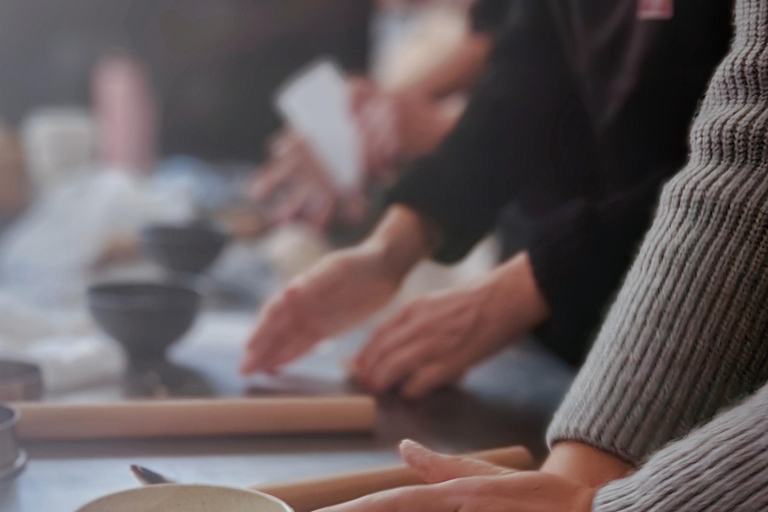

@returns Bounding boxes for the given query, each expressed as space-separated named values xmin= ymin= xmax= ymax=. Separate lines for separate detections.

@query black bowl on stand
xmin=88 ymin=282 xmax=200 ymax=361
xmin=142 ymin=224 xmax=229 ymax=275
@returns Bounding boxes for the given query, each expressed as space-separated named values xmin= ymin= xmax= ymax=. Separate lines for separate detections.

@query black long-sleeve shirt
xmin=387 ymin=0 xmax=733 ymax=365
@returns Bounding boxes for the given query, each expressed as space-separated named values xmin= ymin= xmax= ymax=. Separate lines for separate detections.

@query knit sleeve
xmin=548 ymin=0 xmax=768 ymax=465
xmin=593 ymin=383 xmax=768 ymax=511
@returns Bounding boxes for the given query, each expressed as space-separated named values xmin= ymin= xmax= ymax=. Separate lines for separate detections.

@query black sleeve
xmin=529 ymin=168 xmax=672 ymax=366
xmin=387 ymin=0 xmax=584 ymax=262
xmin=470 ymin=0 xmax=516 ymax=38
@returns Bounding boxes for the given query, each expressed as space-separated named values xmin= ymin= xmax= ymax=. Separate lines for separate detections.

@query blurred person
xmin=312 ymin=1 xmax=768 ymax=510
xmin=241 ymin=0 xmax=733 ymax=398
xmin=0 ymin=0 xmax=373 ymax=162
xmin=92 ymin=54 xmax=157 ymax=175
xmin=0 ymin=128 xmax=31 ymax=228
xmin=248 ymin=0 xmax=513 ymax=230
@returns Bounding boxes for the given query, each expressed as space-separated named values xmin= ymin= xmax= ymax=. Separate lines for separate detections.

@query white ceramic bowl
xmin=76 ymin=484 xmax=293 ymax=512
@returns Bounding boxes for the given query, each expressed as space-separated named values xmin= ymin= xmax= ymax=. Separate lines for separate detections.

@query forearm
xmin=387 ymin=0 xmax=585 ymax=264
xmin=542 ymin=442 xmax=633 ymax=490
xmin=402 ymin=34 xmax=494 ymax=99
xmin=361 ymin=205 xmax=441 ymax=279
xmin=398 ymin=105 xmax=461 ymax=161
xmin=476 ymin=252 xmax=550 ymax=338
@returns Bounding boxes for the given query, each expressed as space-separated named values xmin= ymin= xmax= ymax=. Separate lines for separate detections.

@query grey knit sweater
xmin=547 ymin=1 xmax=768 ymax=510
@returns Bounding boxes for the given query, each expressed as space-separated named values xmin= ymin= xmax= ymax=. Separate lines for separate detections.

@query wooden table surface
xmin=0 ymin=310 xmax=574 ymax=512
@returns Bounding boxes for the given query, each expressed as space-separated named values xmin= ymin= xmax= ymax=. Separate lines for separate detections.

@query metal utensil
xmin=0 ymin=360 xmax=43 ymax=401
xmin=0 ymin=403 xmax=26 ymax=480
xmin=130 ymin=465 xmax=175 ymax=485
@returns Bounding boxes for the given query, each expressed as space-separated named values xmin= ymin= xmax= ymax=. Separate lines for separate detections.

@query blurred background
xmin=0 ymin=0 xmax=499 ymax=396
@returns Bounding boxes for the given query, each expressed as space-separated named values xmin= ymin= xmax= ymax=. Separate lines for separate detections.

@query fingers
xmin=261 ymin=340 xmax=313 ymax=373
xmin=276 ymin=182 xmax=314 ymax=223
xmin=400 ymin=356 xmax=467 ymax=399
xmin=268 ymin=130 xmax=306 ymax=160
xmin=365 ymin=335 xmax=442 ymax=393
xmin=337 ymin=190 xmax=368 ymax=226
xmin=359 ymin=96 xmax=399 ymax=174
xmin=348 ymin=76 xmax=378 ymax=115
xmin=348 ymin=77 xmax=399 ymax=176
xmin=252 ymin=131 xmax=304 ymax=200
xmin=250 ymin=161 xmax=295 ymax=201
xmin=314 ymin=484 xmax=447 ymax=512
xmin=260 ymin=323 xmax=323 ymax=373
xmin=355 ymin=298 xmax=467 ymax=395
xmin=356 ymin=307 xmax=414 ymax=371
xmin=399 ymin=440 xmax=515 ymax=484
xmin=240 ymin=285 xmax=305 ymax=375
xmin=240 ymin=297 xmax=287 ymax=375
xmin=306 ymin=188 xmax=337 ymax=230
xmin=240 ymin=312 xmax=288 ymax=374
xmin=254 ymin=131 xmax=339 ymax=227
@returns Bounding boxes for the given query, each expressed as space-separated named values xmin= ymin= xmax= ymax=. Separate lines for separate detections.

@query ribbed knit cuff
xmin=592 ymin=384 xmax=768 ymax=512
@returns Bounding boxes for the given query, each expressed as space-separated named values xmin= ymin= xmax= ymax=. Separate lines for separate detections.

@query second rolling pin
xmin=15 ymin=396 xmax=377 ymax=440
xmin=254 ymin=445 xmax=533 ymax=512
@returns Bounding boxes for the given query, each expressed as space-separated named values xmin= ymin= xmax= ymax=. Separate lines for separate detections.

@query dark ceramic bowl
xmin=88 ymin=282 xmax=200 ymax=360
xmin=142 ymin=225 xmax=229 ymax=274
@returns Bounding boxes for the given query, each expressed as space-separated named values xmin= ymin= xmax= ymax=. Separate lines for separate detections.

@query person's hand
xmin=240 ymin=245 xmax=402 ymax=374
xmin=354 ymin=252 xmax=550 ymax=398
xmin=389 ymin=88 xmax=460 ymax=160
xmin=349 ymin=77 xmax=399 ymax=178
xmin=350 ymin=78 xmax=459 ymax=176
xmin=248 ymin=131 xmax=340 ymax=230
xmin=316 ymin=440 xmax=595 ymax=512
xmin=241 ymin=206 xmax=437 ymax=375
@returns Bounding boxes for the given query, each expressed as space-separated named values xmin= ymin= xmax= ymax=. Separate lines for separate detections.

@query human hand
xmin=316 ymin=440 xmax=595 ymax=512
xmin=350 ymin=78 xmax=458 ymax=175
xmin=354 ymin=252 xmax=550 ymax=398
xmin=247 ymin=131 xmax=339 ymax=230
xmin=240 ymin=206 xmax=437 ymax=375
xmin=349 ymin=77 xmax=400 ymax=178
xmin=240 ymin=245 xmax=403 ymax=374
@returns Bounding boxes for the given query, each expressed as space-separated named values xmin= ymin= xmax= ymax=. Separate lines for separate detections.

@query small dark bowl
xmin=88 ymin=282 xmax=200 ymax=360
xmin=142 ymin=225 xmax=229 ymax=274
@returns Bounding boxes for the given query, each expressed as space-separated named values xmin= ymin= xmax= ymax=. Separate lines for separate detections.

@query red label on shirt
xmin=637 ymin=0 xmax=674 ymax=20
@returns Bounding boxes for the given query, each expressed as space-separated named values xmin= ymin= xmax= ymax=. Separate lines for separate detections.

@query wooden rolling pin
xmin=254 ymin=445 xmax=533 ymax=512
xmin=15 ymin=396 xmax=376 ymax=440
